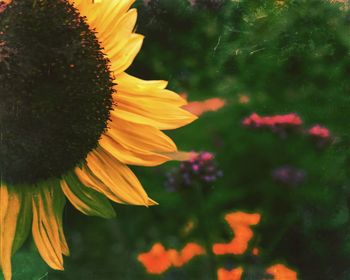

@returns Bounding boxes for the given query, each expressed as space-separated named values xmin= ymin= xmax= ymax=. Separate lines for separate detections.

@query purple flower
xmin=272 ymin=166 xmax=306 ymax=187
xmin=165 ymin=151 xmax=222 ymax=192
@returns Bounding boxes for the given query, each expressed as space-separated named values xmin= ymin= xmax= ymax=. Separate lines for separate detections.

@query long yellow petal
xmin=32 ymin=183 xmax=68 ymax=270
xmin=61 ymin=172 xmax=116 ymax=218
xmin=54 ymin=187 xmax=70 ymax=258
xmin=115 ymin=73 xmax=185 ymax=106
xmin=75 ymin=164 xmax=124 ymax=204
xmin=112 ymin=73 xmax=197 ymax=130
xmin=84 ymin=147 xmax=156 ymax=206
xmin=0 ymin=185 xmax=32 ymax=280
xmin=112 ymin=99 xmax=196 ymax=131
xmin=72 ymin=0 xmax=134 ymax=32
xmin=109 ymin=33 xmax=144 ymax=75
xmin=0 ymin=185 xmax=20 ymax=280
xmin=100 ymin=115 xmax=177 ymax=164
xmin=99 ymin=134 xmax=171 ymax=166
xmin=70 ymin=0 xmax=139 ymax=74
xmin=11 ymin=191 xmax=32 ymax=255
xmin=103 ymin=9 xmax=138 ymax=56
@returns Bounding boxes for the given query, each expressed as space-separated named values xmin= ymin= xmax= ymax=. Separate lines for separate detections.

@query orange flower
xmin=138 ymin=242 xmax=205 ymax=274
xmin=170 ymin=243 xmax=206 ymax=267
xmin=252 ymin=247 xmax=260 ymax=256
xmin=217 ymin=267 xmax=244 ymax=280
xmin=213 ymin=212 xmax=261 ymax=255
xmin=266 ymin=264 xmax=298 ymax=280
xmin=182 ymin=243 xmax=206 ymax=262
xmin=137 ymin=243 xmax=171 ymax=274
xmin=182 ymin=96 xmax=226 ymax=116
xmin=167 ymin=249 xmax=183 ymax=267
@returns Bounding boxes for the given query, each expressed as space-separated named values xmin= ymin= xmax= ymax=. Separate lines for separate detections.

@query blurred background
xmin=11 ymin=0 xmax=350 ymax=279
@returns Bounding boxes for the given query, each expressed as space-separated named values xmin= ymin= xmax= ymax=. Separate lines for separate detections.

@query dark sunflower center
xmin=0 ymin=0 xmax=114 ymax=185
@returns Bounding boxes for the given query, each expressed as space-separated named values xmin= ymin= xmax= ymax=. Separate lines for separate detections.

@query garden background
xmin=9 ymin=0 xmax=350 ymax=279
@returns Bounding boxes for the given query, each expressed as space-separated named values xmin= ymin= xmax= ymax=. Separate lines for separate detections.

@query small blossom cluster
xmin=242 ymin=113 xmax=302 ymax=128
xmin=165 ymin=152 xmax=222 ymax=192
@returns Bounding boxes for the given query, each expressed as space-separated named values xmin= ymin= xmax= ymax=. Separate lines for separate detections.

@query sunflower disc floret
xmin=0 ymin=0 xmax=114 ymax=185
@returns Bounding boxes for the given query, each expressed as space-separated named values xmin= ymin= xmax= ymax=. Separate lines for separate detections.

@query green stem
xmin=193 ymin=183 xmax=217 ymax=279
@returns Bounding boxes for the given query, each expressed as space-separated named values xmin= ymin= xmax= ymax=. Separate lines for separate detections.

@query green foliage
xmin=132 ymin=0 xmax=350 ymax=279
xmin=6 ymin=244 xmax=48 ymax=280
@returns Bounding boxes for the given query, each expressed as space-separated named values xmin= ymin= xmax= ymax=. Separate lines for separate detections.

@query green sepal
xmin=10 ymin=186 xmax=32 ymax=256
xmin=62 ymin=171 xmax=116 ymax=219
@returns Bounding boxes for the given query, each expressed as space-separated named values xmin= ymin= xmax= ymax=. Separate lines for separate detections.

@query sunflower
xmin=0 ymin=0 xmax=196 ymax=279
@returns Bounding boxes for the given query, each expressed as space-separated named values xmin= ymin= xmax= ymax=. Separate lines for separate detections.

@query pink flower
xmin=242 ymin=113 xmax=302 ymax=128
xmin=242 ymin=113 xmax=262 ymax=126
xmin=192 ymin=164 xmax=200 ymax=172
xmin=200 ymin=152 xmax=214 ymax=161
xmin=308 ymin=125 xmax=330 ymax=139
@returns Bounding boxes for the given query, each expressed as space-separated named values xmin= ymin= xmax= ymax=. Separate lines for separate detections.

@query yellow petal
xmin=112 ymin=73 xmax=197 ymax=130
xmin=84 ymin=147 xmax=155 ymax=206
xmin=32 ymin=183 xmax=68 ymax=270
xmin=55 ymin=187 xmax=70 ymax=258
xmin=109 ymin=33 xmax=144 ymax=75
xmin=72 ymin=0 xmax=134 ymax=32
xmin=99 ymin=134 xmax=171 ymax=166
xmin=61 ymin=172 xmax=116 ymax=218
xmin=99 ymin=115 xmax=177 ymax=165
xmin=103 ymin=9 xmax=138 ymax=56
xmin=159 ymin=151 xmax=195 ymax=161
xmin=112 ymin=98 xmax=196 ymax=131
xmin=115 ymin=73 xmax=185 ymax=106
xmin=70 ymin=0 xmax=139 ymax=74
xmin=12 ymin=191 xmax=32 ymax=255
xmin=0 ymin=185 xmax=20 ymax=280
xmin=75 ymin=164 xmax=124 ymax=204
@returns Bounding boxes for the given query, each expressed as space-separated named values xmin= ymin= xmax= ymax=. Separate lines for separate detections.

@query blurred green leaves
xmin=9 ymin=245 xmax=48 ymax=280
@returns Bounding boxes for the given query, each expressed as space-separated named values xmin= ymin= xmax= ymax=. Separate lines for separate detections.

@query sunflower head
xmin=0 ymin=0 xmax=114 ymax=185
xmin=0 ymin=1 xmax=196 ymax=279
